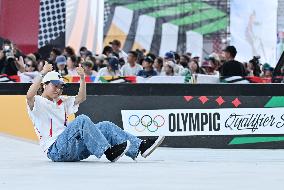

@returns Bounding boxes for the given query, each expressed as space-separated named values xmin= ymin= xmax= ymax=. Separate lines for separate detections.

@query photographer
xmin=0 ymin=40 xmax=23 ymax=76
xmin=246 ymin=56 xmax=261 ymax=76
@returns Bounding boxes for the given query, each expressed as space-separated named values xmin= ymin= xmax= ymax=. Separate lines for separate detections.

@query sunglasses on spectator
xmin=25 ymin=64 xmax=34 ymax=68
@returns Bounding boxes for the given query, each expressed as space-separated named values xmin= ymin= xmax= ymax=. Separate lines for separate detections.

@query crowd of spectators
xmin=0 ymin=38 xmax=278 ymax=83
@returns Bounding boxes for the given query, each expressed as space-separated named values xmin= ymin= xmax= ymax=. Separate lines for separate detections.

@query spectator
xmin=118 ymin=57 xmax=126 ymax=67
xmin=63 ymin=46 xmax=76 ymax=57
xmin=137 ymin=56 xmax=157 ymax=78
xmin=135 ymin=49 xmax=145 ymax=65
xmin=153 ymin=57 xmax=163 ymax=75
xmin=173 ymin=52 xmax=181 ymax=68
xmin=120 ymin=51 xmax=143 ymax=76
xmin=111 ymin=51 xmax=119 ymax=59
xmin=48 ymin=48 xmax=61 ymax=65
xmin=109 ymin=39 xmax=127 ymax=62
xmin=18 ymin=55 xmax=39 ymax=83
xmin=161 ymin=61 xmax=176 ymax=76
xmin=192 ymin=56 xmax=200 ymax=64
xmin=247 ymin=56 xmax=261 ymax=76
xmin=262 ymin=64 xmax=274 ymax=78
xmin=67 ymin=55 xmax=78 ymax=76
xmin=207 ymin=56 xmax=220 ymax=73
xmin=37 ymin=60 xmax=44 ymax=72
xmin=221 ymin=46 xmax=246 ymax=76
xmin=180 ymin=54 xmax=190 ymax=68
xmin=94 ymin=54 xmax=107 ymax=70
xmin=55 ymin=55 xmax=68 ymax=76
xmin=207 ymin=57 xmax=220 ymax=76
xmin=97 ymin=57 xmax=121 ymax=77
xmin=164 ymin=51 xmax=183 ymax=75
xmin=24 ymin=53 xmax=37 ymax=67
xmin=201 ymin=61 xmax=219 ymax=76
xmin=79 ymin=46 xmax=88 ymax=57
xmin=164 ymin=51 xmax=175 ymax=62
xmin=188 ymin=60 xmax=201 ymax=74
xmin=261 ymin=63 xmax=271 ymax=75
xmin=102 ymin=46 xmax=113 ymax=57
xmin=81 ymin=50 xmax=93 ymax=61
xmin=0 ymin=40 xmax=22 ymax=75
xmin=186 ymin=52 xmax=192 ymax=59
xmin=33 ymin=52 xmax=42 ymax=62
xmin=146 ymin=53 xmax=156 ymax=63
xmin=82 ymin=61 xmax=97 ymax=76
xmin=85 ymin=56 xmax=98 ymax=72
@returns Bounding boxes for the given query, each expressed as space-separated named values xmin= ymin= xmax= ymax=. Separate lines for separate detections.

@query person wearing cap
xmin=201 ymin=61 xmax=219 ymax=76
xmin=109 ymin=39 xmax=127 ymax=62
xmin=221 ymin=45 xmax=246 ymax=76
xmin=164 ymin=51 xmax=175 ymax=62
xmin=26 ymin=63 xmax=165 ymax=162
xmin=97 ymin=56 xmax=121 ymax=78
xmin=55 ymin=55 xmax=68 ymax=76
xmin=137 ymin=56 xmax=157 ymax=78
xmin=164 ymin=51 xmax=184 ymax=75
xmin=262 ymin=65 xmax=274 ymax=78
xmin=120 ymin=51 xmax=143 ymax=76
xmin=94 ymin=54 xmax=107 ymax=71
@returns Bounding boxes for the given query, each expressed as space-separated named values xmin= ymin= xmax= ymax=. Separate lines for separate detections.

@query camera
xmin=2 ymin=41 xmax=15 ymax=62
xmin=249 ymin=55 xmax=261 ymax=77
xmin=250 ymin=56 xmax=261 ymax=65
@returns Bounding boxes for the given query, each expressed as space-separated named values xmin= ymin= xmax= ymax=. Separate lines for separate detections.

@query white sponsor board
xmin=136 ymin=76 xmax=186 ymax=83
xmin=121 ymin=108 xmax=284 ymax=136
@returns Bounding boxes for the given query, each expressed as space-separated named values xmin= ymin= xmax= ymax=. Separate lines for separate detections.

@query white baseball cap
xmin=42 ymin=71 xmax=65 ymax=85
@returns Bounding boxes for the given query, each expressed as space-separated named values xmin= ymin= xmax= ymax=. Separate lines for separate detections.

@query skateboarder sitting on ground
xmin=26 ymin=61 xmax=165 ymax=162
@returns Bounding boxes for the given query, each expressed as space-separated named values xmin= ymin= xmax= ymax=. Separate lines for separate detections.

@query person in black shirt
xmin=0 ymin=40 xmax=22 ymax=76
xmin=221 ymin=46 xmax=246 ymax=76
xmin=137 ymin=56 xmax=157 ymax=78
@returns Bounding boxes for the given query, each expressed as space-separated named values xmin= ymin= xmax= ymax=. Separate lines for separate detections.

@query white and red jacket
xmin=27 ymin=95 xmax=79 ymax=153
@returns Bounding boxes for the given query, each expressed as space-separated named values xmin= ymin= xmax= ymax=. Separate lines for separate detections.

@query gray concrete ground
xmin=1 ymin=135 xmax=284 ymax=190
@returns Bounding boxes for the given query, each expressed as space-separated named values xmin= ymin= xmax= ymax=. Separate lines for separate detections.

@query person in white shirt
xmin=66 ymin=55 xmax=78 ymax=76
xmin=97 ymin=57 xmax=121 ymax=78
xmin=163 ymin=51 xmax=183 ymax=75
xmin=26 ymin=63 xmax=164 ymax=162
xmin=55 ymin=55 xmax=68 ymax=76
xmin=120 ymin=51 xmax=143 ymax=76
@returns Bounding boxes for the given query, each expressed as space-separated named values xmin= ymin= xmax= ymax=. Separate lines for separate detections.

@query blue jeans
xmin=47 ymin=114 xmax=142 ymax=162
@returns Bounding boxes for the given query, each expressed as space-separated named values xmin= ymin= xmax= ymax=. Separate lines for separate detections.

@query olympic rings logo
xmin=128 ymin=115 xmax=165 ymax=132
